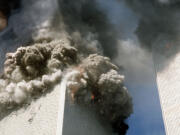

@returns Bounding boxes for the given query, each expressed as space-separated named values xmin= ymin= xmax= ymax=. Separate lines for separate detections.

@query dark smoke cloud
xmin=126 ymin=0 xmax=180 ymax=50
xmin=57 ymin=0 xmax=119 ymax=58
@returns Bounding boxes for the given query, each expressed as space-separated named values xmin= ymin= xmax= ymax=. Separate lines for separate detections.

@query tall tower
xmin=0 ymin=84 xmax=61 ymax=135
xmin=153 ymin=43 xmax=180 ymax=135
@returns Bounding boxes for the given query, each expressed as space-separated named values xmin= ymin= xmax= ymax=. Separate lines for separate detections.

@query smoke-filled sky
xmin=0 ymin=0 xmax=171 ymax=134
xmin=96 ymin=0 xmax=165 ymax=134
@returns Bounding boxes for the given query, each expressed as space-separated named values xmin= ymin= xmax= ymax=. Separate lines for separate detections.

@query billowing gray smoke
xmin=0 ymin=0 xmax=135 ymax=134
xmin=0 ymin=40 xmax=132 ymax=135
xmin=0 ymin=40 xmax=76 ymax=111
